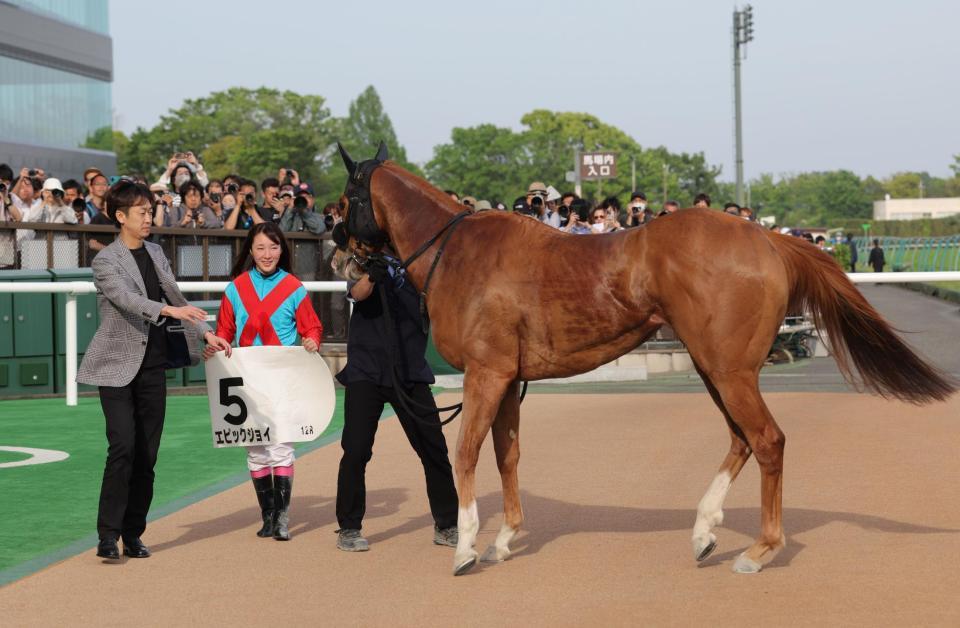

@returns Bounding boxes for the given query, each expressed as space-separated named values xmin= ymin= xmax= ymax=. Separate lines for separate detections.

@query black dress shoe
xmin=122 ymin=537 xmax=151 ymax=558
xmin=96 ymin=538 xmax=120 ymax=560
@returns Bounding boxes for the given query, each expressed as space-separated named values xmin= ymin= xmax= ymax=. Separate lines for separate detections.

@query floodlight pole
xmin=733 ymin=5 xmax=753 ymax=207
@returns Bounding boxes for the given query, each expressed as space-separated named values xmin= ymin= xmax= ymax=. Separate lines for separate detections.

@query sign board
xmin=580 ymin=152 xmax=617 ymax=180
xmin=205 ymin=346 xmax=336 ymax=448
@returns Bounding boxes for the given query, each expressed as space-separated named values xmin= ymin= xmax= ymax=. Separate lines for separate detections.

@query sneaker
xmin=433 ymin=525 xmax=458 ymax=547
xmin=336 ymin=528 xmax=369 ymax=552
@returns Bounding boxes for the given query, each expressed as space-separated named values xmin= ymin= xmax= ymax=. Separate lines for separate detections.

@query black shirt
xmin=130 ymin=246 xmax=168 ymax=369
xmin=336 ymin=266 xmax=433 ymax=387
xmin=89 ymin=212 xmax=115 ymax=249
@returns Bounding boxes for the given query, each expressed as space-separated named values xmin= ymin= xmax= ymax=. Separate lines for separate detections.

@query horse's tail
xmin=769 ymin=232 xmax=955 ymax=404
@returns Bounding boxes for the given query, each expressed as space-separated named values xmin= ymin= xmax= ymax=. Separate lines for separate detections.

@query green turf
xmin=0 ymin=393 xmax=344 ymax=574
xmin=0 ymin=451 xmax=31 ymax=464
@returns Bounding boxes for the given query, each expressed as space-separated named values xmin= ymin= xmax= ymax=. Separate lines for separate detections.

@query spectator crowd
xmin=1 ymin=153 xmax=856 ymax=272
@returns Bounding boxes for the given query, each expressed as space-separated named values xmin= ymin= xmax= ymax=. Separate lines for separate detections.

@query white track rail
xmin=2 ymin=273 xmax=959 ymax=406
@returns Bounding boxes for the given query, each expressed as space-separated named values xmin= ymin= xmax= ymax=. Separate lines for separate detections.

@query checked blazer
xmin=77 ymin=239 xmax=211 ymax=387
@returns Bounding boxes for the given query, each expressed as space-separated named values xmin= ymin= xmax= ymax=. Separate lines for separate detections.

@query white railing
xmin=0 ymin=281 xmax=347 ymax=406
xmin=1 ymin=272 xmax=959 ymax=406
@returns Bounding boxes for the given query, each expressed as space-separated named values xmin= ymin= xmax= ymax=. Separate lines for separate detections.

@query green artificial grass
xmin=0 ymin=393 xmax=344 ymax=575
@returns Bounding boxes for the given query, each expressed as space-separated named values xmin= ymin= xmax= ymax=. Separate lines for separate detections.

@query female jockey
xmin=204 ymin=222 xmax=323 ymax=541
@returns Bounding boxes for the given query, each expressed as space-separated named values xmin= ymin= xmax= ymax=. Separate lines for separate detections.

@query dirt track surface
xmin=3 ymin=391 xmax=959 ymax=627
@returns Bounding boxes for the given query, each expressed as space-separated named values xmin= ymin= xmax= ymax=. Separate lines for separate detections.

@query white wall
xmin=873 ymin=197 xmax=960 ymax=221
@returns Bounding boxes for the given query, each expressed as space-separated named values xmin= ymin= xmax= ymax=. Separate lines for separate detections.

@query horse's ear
xmin=337 ymin=142 xmax=357 ymax=176
xmin=375 ymin=140 xmax=389 ymax=162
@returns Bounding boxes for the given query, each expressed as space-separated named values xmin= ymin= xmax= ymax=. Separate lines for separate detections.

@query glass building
xmin=0 ymin=1 xmax=115 ymax=180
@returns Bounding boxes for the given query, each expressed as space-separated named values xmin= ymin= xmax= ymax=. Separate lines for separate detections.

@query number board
xmin=204 ymin=346 xmax=336 ymax=448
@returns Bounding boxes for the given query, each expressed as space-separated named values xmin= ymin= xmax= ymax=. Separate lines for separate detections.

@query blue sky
xmin=110 ymin=0 xmax=959 ymax=180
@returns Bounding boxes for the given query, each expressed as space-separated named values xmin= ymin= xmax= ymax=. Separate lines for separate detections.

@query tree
xmin=122 ymin=87 xmax=337 ymax=195
xmin=748 ymin=170 xmax=870 ymax=226
xmin=83 ymin=127 xmax=130 ymax=173
xmin=339 ymin=86 xmax=420 ymax=172
xmin=426 ymin=124 xmax=526 ymax=202
xmin=426 ymin=109 xmax=724 ymax=207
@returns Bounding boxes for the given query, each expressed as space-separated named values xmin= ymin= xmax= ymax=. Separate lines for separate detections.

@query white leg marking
xmin=508 ymin=429 xmax=517 ymax=440
xmin=692 ymin=471 xmax=732 ymax=560
xmin=481 ymin=522 xmax=517 ymax=563
xmin=453 ymin=501 xmax=479 ymax=574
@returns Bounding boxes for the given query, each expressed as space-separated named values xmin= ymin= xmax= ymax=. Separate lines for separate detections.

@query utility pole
xmin=573 ymin=145 xmax=582 ymax=198
xmin=662 ymin=163 xmax=669 ymax=204
xmin=733 ymin=5 xmax=754 ymax=207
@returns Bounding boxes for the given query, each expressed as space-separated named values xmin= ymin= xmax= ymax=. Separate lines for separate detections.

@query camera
xmin=52 ymin=189 xmax=64 ymax=199
xmin=0 ymin=182 xmax=6 ymax=194
xmin=28 ymin=169 xmax=36 ymax=177
xmin=530 ymin=196 xmax=543 ymax=207
xmin=324 ymin=214 xmax=335 ymax=230
xmin=71 ymin=198 xmax=86 ymax=214
xmin=226 ymin=183 xmax=239 ymax=194
xmin=244 ymin=193 xmax=255 ymax=204
xmin=210 ymin=193 xmax=221 ymax=203
xmin=293 ymin=196 xmax=308 ymax=211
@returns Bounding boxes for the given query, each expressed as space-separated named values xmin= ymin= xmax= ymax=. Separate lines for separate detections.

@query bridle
xmin=333 ymin=142 xmax=527 ymax=427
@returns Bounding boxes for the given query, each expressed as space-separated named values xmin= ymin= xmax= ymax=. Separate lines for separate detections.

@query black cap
xmin=630 ymin=191 xmax=646 ymax=201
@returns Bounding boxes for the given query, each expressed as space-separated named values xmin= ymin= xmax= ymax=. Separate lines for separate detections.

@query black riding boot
xmin=252 ymin=475 xmax=275 ymax=537
xmin=273 ymin=475 xmax=292 ymax=541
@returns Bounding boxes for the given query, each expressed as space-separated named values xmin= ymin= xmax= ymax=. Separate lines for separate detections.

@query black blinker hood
xmin=338 ymin=141 xmax=390 ymax=248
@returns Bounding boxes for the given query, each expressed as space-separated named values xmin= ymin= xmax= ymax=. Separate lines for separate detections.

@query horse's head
xmin=330 ymin=141 xmax=390 ymax=280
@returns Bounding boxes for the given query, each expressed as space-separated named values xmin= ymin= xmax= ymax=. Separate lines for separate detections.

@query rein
xmin=336 ymin=144 xmax=528 ymax=428
xmin=399 ymin=209 xmax=472 ymax=335
xmin=376 ymin=278 xmax=527 ymax=428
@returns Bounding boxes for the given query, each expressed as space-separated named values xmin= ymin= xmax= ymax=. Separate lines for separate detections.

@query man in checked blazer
xmin=78 ymin=179 xmax=231 ymax=561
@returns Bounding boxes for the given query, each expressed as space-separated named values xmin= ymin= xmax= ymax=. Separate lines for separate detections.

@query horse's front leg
xmin=481 ymin=380 xmax=522 ymax=563
xmin=453 ymin=368 xmax=512 ymax=576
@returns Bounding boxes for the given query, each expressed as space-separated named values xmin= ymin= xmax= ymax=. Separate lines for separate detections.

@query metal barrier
xmin=0 ymin=221 xmax=350 ymax=341
xmin=855 ymin=236 xmax=960 ymax=272
xmin=2 ymin=272 xmax=959 ymax=406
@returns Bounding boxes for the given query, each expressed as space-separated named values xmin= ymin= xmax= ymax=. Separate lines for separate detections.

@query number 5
xmin=220 ymin=377 xmax=247 ymax=426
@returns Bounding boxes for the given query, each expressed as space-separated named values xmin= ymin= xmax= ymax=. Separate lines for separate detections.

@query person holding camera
xmin=78 ymin=179 xmax=231 ymax=561
xmin=37 ymin=178 xmax=79 ymax=237
xmin=200 ymin=184 xmax=226 ymax=229
xmin=224 ymin=179 xmax=269 ymax=229
xmin=0 ymin=165 xmax=17 ymax=268
xmin=259 ymin=177 xmax=285 ymax=224
xmin=203 ymin=222 xmax=323 ymax=541
xmin=12 ymin=171 xmax=48 ymax=244
xmin=174 ymin=180 xmax=207 ymax=228
xmin=11 ymin=168 xmax=43 ymax=215
xmin=625 ymin=192 xmax=654 ymax=228
xmin=279 ymin=182 xmax=325 ymax=235
xmin=561 ymin=199 xmax=593 ymax=234
xmin=331 ymin=227 xmax=458 ymax=552
xmin=156 ymin=152 xmax=209 ymax=189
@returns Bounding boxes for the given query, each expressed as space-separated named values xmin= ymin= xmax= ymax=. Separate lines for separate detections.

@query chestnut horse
xmin=332 ymin=150 xmax=954 ymax=576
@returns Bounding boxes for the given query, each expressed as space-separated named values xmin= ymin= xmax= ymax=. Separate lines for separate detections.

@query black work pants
xmin=97 ymin=366 xmax=166 ymax=541
xmin=336 ymin=381 xmax=458 ymax=531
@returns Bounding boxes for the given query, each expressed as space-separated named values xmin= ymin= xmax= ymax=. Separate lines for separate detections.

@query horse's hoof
xmin=480 ymin=545 xmax=509 ymax=563
xmin=732 ymin=553 xmax=762 ymax=574
xmin=694 ymin=537 xmax=717 ymax=562
xmin=453 ymin=554 xmax=477 ymax=576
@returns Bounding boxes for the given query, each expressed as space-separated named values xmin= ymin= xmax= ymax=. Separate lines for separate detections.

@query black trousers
xmin=336 ymin=381 xmax=458 ymax=531
xmin=97 ymin=366 xmax=166 ymax=541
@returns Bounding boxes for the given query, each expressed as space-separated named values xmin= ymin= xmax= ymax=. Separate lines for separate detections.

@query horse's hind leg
xmin=711 ymin=372 xmax=786 ymax=573
xmin=452 ymin=369 xmax=512 ymax=576
xmin=481 ymin=381 xmax=522 ymax=563
xmin=692 ymin=367 xmax=753 ymax=562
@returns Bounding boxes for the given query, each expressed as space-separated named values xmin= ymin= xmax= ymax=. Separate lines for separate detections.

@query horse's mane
xmin=380 ymin=162 xmax=462 ymax=216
